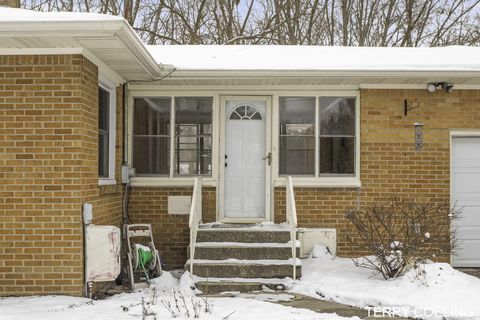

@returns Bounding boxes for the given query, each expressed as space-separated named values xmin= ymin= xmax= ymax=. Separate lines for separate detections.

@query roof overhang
xmin=127 ymin=69 xmax=480 ymax=90
xmin=0 ymin=18 xmax=163 ymax=83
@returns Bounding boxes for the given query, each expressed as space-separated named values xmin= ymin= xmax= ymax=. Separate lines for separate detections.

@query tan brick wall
xmin=89 ymin=87 xmax=124 ymax=227
xmin=126 ymin=89 xmax=480 ymax=266
xmin=128 ymin=187 xmax=216 ymax=269
xmin=0 ymin=55 xmax=123 ymax=296
xmin=275 ymin=89 xmax=480 ymax=261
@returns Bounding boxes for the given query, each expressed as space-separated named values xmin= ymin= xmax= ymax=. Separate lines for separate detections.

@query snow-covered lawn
xmin=2 ymin=246 xmax=479 ymax=320
xmin=0 ymin=271 xmax=355 ymax=320
xmin=289 ymin=245 xmax=480 ymax=319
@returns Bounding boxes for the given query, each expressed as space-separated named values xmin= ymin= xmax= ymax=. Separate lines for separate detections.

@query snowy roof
xmin=147 ymin=45 xmax=480 ymax=72
xmin=1 ymin=7 xmax=480 ymax=81
xmin=0 ymin=6 xmax=123 ymax=22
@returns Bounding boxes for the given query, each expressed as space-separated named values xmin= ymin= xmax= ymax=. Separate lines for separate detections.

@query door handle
xmin=262 ymin=152 xmax=272 ymax=166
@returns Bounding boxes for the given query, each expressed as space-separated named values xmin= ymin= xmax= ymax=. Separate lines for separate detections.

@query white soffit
xmin=0 ymin=8 xmax=162 ymax=83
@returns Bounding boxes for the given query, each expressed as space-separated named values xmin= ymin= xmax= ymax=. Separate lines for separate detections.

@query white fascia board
xmin=167 ymin=69 xmax=480 ymax=79
xmin=0 ymin=20 xmax=125 ymax=35
xmin=0 ymin=47 xmax=83 ymax=55
xmin=360 ymin=84 xmax=480 ymax=90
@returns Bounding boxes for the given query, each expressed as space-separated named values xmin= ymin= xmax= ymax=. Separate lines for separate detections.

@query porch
xmin=186 ymin=177 xmax=302 ymax=292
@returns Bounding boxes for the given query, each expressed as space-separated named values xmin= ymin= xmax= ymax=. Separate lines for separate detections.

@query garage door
xmin=451 ymin=137 xmax=480 ymax=267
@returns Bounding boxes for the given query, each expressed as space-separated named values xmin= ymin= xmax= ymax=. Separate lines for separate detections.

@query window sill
xmin=130 ymin=177 xmax=216 ymax=187
xmin=274 ymin=177 xmax=361 ymax=188
xmin=98 ymin=179 xmax=117 ymax=186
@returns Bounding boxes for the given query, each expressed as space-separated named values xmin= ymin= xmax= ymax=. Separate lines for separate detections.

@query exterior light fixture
xmin=441 ymin=82 xmax=454 ymax=93
xmin=427 ymin=83 xmax=437 ymax=93
xmin=426 ymin=82 xmax=453 ymax=93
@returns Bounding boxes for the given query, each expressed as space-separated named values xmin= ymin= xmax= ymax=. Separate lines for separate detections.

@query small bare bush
xmin=346 ymin=197 xmax=460 ymax=279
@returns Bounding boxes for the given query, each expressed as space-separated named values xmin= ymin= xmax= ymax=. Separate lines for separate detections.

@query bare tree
xmin=21 ymin=0 xmax=480 ymax=46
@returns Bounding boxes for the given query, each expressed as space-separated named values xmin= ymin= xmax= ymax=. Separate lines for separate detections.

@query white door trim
xmin=450 ymin=130 xmax=480 ymax=266
xmin=218 ymin=95 xmax=272 ymax=223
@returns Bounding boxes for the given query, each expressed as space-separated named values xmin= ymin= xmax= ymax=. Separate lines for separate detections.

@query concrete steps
xmin=196 ymin=229 xmax=291 ymax=243
xmin=186 ymin=259 xmax=301 ymax=278
xmin=188 ymin=242 xmax=300 ymax=260
xmin=186 ymin=224 xmax=301 ymax=293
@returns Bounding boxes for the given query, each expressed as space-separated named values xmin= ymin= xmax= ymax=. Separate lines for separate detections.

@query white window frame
xmin=273 ymin=91 xmax=361 ymax=188
xmin=128 ymin=93 xmax=217 ymax=187
xmin=98 ymin=74 xmax=117 ymax=186
xmin=126 ymin=89 xmax=359 ymax=188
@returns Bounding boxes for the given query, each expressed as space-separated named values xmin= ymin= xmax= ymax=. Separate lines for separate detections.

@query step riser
xmin=197 ymin=230 xmax=291 ymax=243
xmin=188 ymin=246 xmax=299 ymax=260
xmin=195 ymin=282 xmax=287 ymax=294
xmin=186 ymin=263 xmax=301 ymax=279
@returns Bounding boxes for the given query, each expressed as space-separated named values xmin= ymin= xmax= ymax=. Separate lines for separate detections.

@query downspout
xmin=122 ymin=83 xmax=131 ymax=226
xmin=123 ymin=83 xmax=129 ymax=166
xmin=82 ymin=203 xmax=93 ymax=298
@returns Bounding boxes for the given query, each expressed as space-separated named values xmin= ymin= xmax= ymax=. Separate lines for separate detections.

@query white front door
xmin=220 ymin=97 xmax=271 ymax=221
xmin=452 ymin=137 xmax=480 ymax=267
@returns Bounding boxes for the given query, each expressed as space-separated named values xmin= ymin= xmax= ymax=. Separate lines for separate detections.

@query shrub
xmin=346 ymin=197 xmax=460 ymax=279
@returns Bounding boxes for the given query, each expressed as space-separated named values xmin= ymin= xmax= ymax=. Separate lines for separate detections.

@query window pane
xmin=320 ymin=137 xmax=355 ymax=174
xmin=99 ymin=88 xmax=109 ymax=131
xmin=98 ymin=132 xmax=109 ymax=177
xmin=98 ymin=87 xmax=110 ymax=178
xmin=134 ymin=98 xmax=170 ymax=136
xmin=175 ymin=97 xmax=213 ymax=127
xmin=279 ymin=97 xmax=315 ymax=135
xmin=175 ymin=97 xmax=213 ymax=176
xmin=133 ymin=97 xmax=171 ymax=175
xmin=133 ymin=136 xmax=170 ymax=175
xmin=279 ymin=136 xmax=315 ymax=175
xmin=279 ymin=97 xmax=315 ymax=175
xmin=319 ymin=97 xmax=355 ymax=136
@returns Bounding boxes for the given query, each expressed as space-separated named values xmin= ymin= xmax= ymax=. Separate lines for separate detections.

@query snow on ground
xmin=2 ymin=245 xmax=479 ymax=320
xmin=0 ymin=271 xmax=356 ymax=320
xmin=289 ymin=245 xmax=480 ymax=320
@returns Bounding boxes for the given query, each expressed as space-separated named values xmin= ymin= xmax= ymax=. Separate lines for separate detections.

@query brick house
xmin=1 ymin=7 xmax=480 ymax=297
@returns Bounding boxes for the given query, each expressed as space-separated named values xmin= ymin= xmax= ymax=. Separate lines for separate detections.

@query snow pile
xmin=0 ymin=271 xmax=357 ymax=320
xmin=308 ymin=244 xmax=334 ymax=260
xmin=290 ymin=245 xmax=480 ymax=319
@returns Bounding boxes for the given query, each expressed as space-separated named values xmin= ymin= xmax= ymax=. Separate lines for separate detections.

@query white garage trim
xmin=450 ymin=130 xmax=480 ymax=267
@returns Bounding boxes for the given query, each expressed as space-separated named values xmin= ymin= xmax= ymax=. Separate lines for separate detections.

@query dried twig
xmin=178 ymin=291 xmax=190 ymax=318
xmin=222 ymin=311 xmax=236 ymax=320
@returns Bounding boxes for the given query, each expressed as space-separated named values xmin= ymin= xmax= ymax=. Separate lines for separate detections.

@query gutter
xmin=163 ymin=69 xmax=480 ymax=79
